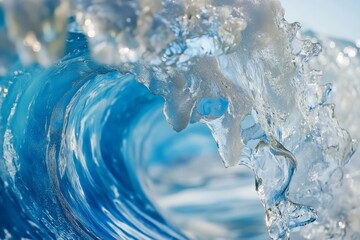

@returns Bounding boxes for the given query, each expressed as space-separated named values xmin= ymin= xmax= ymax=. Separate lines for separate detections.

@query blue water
xmin=0 ymin=32 xmax=267 ymax=239
xmin=0 ymin=33 xmax=173 ymax=239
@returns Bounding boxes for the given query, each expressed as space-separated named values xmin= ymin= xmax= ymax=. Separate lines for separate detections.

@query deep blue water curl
xmin=49 ymin=71 xmax=186 ymax=239
xmin=0 ymin=32 xmax=266 ymax=239
xmin=0 ymin=33 xmax=187 ymax=239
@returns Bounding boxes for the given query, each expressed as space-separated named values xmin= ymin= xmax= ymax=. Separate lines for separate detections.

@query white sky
xmin=281 ymin=0 xmax=360 ymax=41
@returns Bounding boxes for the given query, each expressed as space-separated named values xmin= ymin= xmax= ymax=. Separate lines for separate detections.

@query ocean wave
xmin=0 ymin=1 xmax=359 ymax=239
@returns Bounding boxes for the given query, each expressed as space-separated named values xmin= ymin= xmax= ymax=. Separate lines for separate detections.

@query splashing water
xmin=0 ymin=0 xmax=359 ymax=239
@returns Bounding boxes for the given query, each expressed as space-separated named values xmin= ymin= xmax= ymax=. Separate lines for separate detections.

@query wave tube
xmin=0 ymin=1 xmax=359 ymax=239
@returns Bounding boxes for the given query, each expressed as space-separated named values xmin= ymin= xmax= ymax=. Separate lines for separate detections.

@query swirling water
xmin=0 ymin=1 xmax=359 ymax=239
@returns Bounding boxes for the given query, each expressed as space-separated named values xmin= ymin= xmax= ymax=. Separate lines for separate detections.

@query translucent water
xmin=0 ymin=1 xmax=359 ymax=239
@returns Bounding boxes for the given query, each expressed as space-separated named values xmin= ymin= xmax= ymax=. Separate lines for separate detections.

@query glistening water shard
xmin=0 ymin=0 xmax=359 ymax=239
